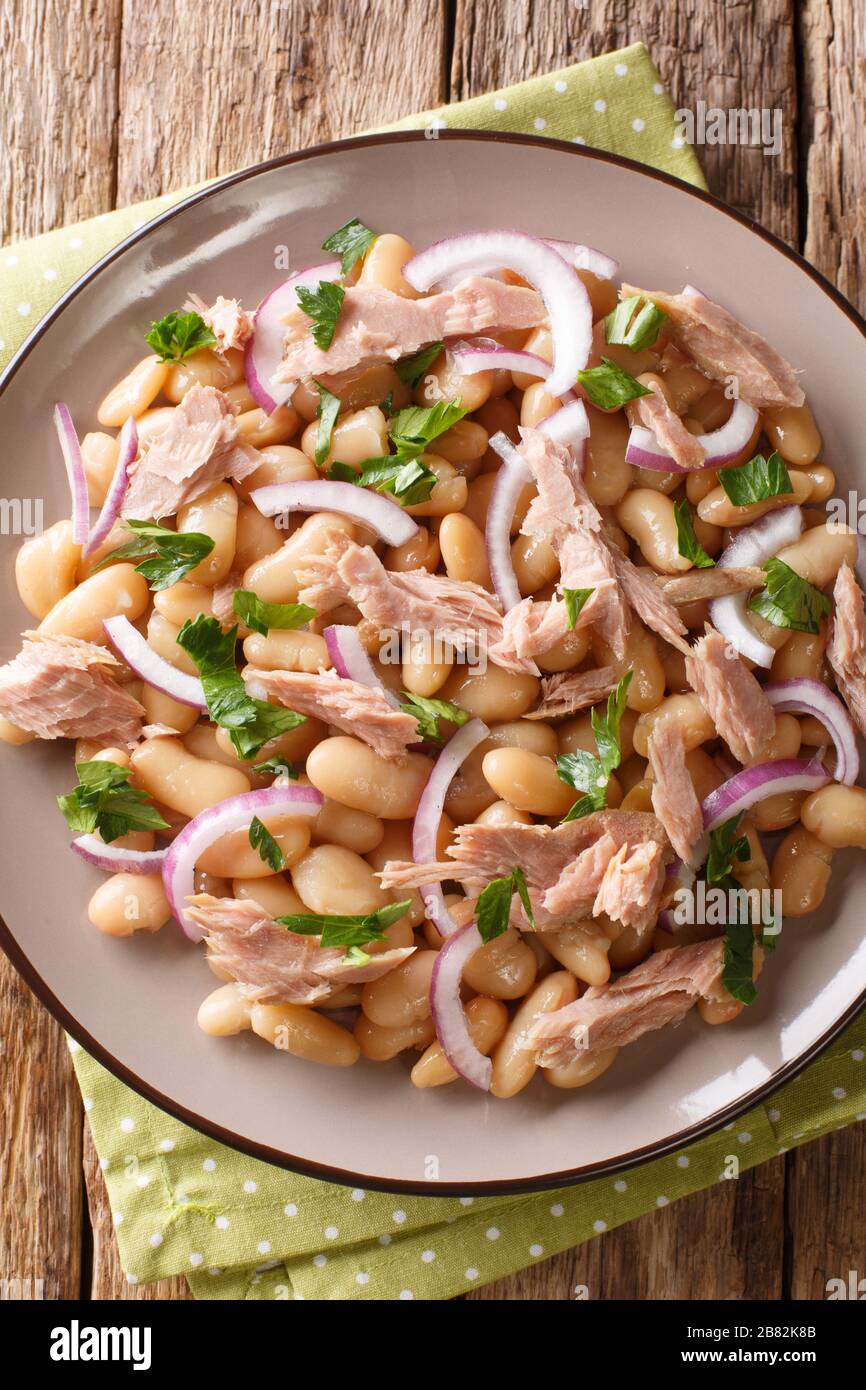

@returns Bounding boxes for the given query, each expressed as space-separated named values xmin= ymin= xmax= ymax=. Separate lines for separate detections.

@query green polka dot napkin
xmin=4 ymin=43 xmax=865 ymax=1300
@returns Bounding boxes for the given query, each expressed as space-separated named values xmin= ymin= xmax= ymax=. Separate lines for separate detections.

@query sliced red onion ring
xmin=708 ymin=504 xmax=803 ymax=667
xmin=164 ymin=784 xmax=324 ymax=940
xmin=625 ymin=399 xmax=760 ymax=473
xmin=539 ymin=398 xmax=590 ymax=452
xmin=448 ymin=338 xmax=553 ymax=380
xmin=404 ymin=231 xmax=592 ymax=398
xmin=54 ymin=402 xmax=90 ymax=546
xmin=71 ymin=834 xmax=167 ymax=874
xmin=701 ymin=754 xmax=830 ymax=832
xmin=251 ymin=480 xmax=419 ymax=546
xmin=244 ymin=260 xmax=342 ymax=413
xmin=103 ymin=615 xmax=206 ymax=709
xmin=487 ymin=432 xmax=531 ymax=611
xmin=543 ymin=239 xmax=619 ymax=281
xmin=429 ymin=921 xmax=491 ymax=1090
xmin=82 ymin=416 xmax=138 ymax=559
xmin=763 ymin=679 xmax=859 ymax=786
xmin=412 ymin=717 xmax=490 ymax=940
xmin=323 ymin=624 xmax=401 ymax=709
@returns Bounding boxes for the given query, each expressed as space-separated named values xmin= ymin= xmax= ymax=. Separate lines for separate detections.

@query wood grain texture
xmin=786 ymin=1126 xmax=866 ymax=1298
xmin=115 ymin=0 xmax=448 ymax=205
xmin=0 ymin=0 xmax=121 ymax=242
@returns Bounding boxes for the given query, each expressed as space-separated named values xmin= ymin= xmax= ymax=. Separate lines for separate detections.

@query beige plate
xmin=1 ymin=132 xmax=865 ymax=1194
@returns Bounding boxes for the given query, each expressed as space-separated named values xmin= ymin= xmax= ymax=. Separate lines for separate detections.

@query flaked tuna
xmin=0 ymin=632 xmax=145 ymax=743
xmin=647 ymin=722 xmax=704 ymax=865
xmin=621 ymin=283 xmax=804 ymax=410
xmin=273 ymin=276 xmax=546 ymax=385
xmin=296 ymin=533 xmax=511 ymax=666
xmin=121 ymin=384 xmax=261 ymax=520
xmin=184 ymin=294 xmax=254 ymax=354
xmin=542 ymin=833 xmax=619 ymax=916
xmin=608 ymin=547 xmax=690 ymax=655
xmin=243 ymin=666 xmax=422 ymax=760
xmin=524 ymin=665 xmax=618 ymax=720
xmin=657 ymin=566 xmax=765 ymax=605
xmin=631 ymin=382 xmax=707 ymax=470
xmin=826 ymin=562 xmax=866 ymax=735
xmin=592 ymin=839 xmax=666 ymax=930
xmin=211 ymin=571 xmax=243 ymax=630
xmin=526 ymin=937 xmax=726 ymax=1064
xmin=185 ymin=893 xmax=415 ymax=1005
xmin=686 ymin=624 xmax=775 ymax=764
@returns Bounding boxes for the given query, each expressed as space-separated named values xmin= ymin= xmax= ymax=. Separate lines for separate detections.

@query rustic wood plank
xmin=82 ymin=1128 xmax=192 ymax=1300
xmin=0 ymin=0 xmax=121 ymax=242
xmin=785 ymin=1126 xmax=866 ymax=1297
xmin=0 ymin=966 xmax=83 ymax=1300
xmin=799 ymin=0 xmax=866 ymax=310
xmin=115 ymin=0 xmax=448 ymax=206
xmin=450 ymin=0 xmax=800 ymax=243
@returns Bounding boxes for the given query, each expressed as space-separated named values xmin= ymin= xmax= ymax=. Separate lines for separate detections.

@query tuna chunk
xmin=608 ymin=547 xmax=690 ymax=655
xmin=185 ymin=893 xmax=415 ymax=1005
xmin=631 ymin=383 xmax=707 ymax=470
xmin=592 ymin=840 xmax=666 ymax=930
xmin=526 ymin=938 xmax=726 ymax=1065
xmin=826 ymin=562 xmax=866 ymax=735
xmin=524 ymin=665 xmax=618 ymax=720
xmin=647 ymin=722 xmax=704 ymax=864
xmin=621 ymin=283 xmax=804 ymax=410
xmin=686 ymin=624 xmax=775 ymax=763
xmin=121 ymin=384 xmax=261 ymax=520
xmin=273 ymin=276 xmax=546 ymax=385
xmin=184 ymin=293 xmax=254 ymax=354
xmin=658 ymin=566 xmax=765 ymax=605
xmin=296 ymin=533 xmax=512 ymax=667
xmin=542 ymin=833 xmax=619 ymax=916
xmin=0 ymin=632 xmax=145 ymax=742
xmin=243 ymin=666 xmax=422 ymax=760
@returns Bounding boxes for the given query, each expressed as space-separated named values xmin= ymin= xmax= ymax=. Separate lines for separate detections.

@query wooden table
xmin=1 ymin=0 xmax=864 ymax=1301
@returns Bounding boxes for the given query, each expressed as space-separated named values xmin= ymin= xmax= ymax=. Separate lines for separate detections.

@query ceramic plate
xmin=1 ymin=132 xmax=865 ymax=1194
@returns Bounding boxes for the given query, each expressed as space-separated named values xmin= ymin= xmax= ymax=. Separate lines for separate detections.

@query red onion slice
xmin=71 ymin=834 xmax=167 ymax=874
xmin=701 ymin=755 xmax=830 ymax=831
xmin=103 ymin=615 xmax=207 ymax=709
xmin=487 ymin=432 xmax=531 ymax=612
xmin=448 ymin=338 xmax=553 ymax=380
xmin=763 ymin=679 xmax=859 ymax=786
xmin=625 ymin=400 xmax=760 ymax=473
xmin=404 ymin=231 xmax=593 ymax=398
xmin=539 ymin=398 xmax=590 ymax=452
xmin=543 ymin=239 xmax=619 ymax=281
xmin=251 ymin=479 xmax=419 ymax=546
xmin=244 ymin=260 xmax=342 ymax=413
xmin=82 ymin=416 xmax=138 ymax=559
xmin=429 ymin=921 xmax=491 ymax=1091
xmin=323 ymin=624 xmax=401 ymax=709
xmin=412 ymin=717 xmax=490 ymax=940
xmin=54 ymin=402 xmax=90 ymax=546
xmin=708 ymin=504 xmax=803 ymax=667
xmin=164 ymin=784 xmax=324 ymax=940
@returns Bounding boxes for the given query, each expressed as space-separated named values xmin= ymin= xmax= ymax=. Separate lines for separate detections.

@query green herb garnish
xmin=321 ymin=217 xmax=378 ymax=275
xmin=232 ymin=590 xmax=315 ymax=637
xmin=314 ymin=382 xmax=341 ymax=467
xmin=395 ymin=342 xmax=444 ymax=388
xmin=295 ymin=280 xmax=345 ymax=351
xmin=276 ymin=899 xmax=413 ymax=951
xmin=748 ymin=557 xmax=832 ymax=634
xmin=357 ymin=455 xmax=438 ymax=505
xmin=399 ymin=692 xmax=470 ymax=742
xmin=328 ymin=400 xmax=466 ymax=507
xmin=577 ymin=357 xmax=653 ymax=410
xmin=476 ymin=868 xmax=535 ymax=945
xmin=252 ymin=757 xmax=300 ymax=779
xmin=93 ymin=520 xmax=215 ymax=591
xmin=248 ymin=815 xmax=285 ymax=872
xmin=706 ymin=817 xmax=758 ymax=1005
xmin=604 ymin=295 xmax=667 ymax=352
xmin=561 ymin=587 xmax=594 ymax=630
xmin=145 ymin=310 xmax=216 ymax=362
xmin=718 ymin=451 xmax=792 ymax=507
xmin=674 ymin=499 xmax=715 ymax=569
xmin=556 ymin=672 xmax=632 ymax=821
xmin=58 ymin=761 xmax=169 ymax=843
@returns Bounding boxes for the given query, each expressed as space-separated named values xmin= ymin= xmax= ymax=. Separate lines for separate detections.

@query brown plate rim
xmin=0 ymin=127 xmax=864 ymax=1197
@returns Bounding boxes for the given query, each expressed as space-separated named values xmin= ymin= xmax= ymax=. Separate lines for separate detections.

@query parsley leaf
xmin=706 ymin=816 xmax=751 ymax=886
xmin=232 ymin=590 xmax=315 ymax=637
xmin=718 ymin=451 xmax=793 ymax=507
xmin=705 ymin=817 xmax=758 ymax=1005
xmin=295 ymin=280 xmax=345 ymax=351
xmin=561 ymin=587 xmax=594 ymax=629
xmin=248 ymin=815 xmax=285 ymax=872
xmin=327 ymin=461 xmax=359 ymax=483
xmin=556 ymin=672 xmax=632 ymax=821
xmin=476 ymin=868 xmax=534 ymax=945
xmin=176 ymin=615 xmax=305 ymax=758
xmin=604 ymin=295 xmax=667 ymax=352
xmin=276 ymin=899 xmax=413 ymax=950
xmin=389 ymin=400 xmax=467 ymax=454
xmin=252 ymin=756 xmax=300 ymax=779
xmin=723 ymin=919 xmax=758 ymax=1006
xmin=329 ymin=400 xmax=465 ymax=507
xmin=357 ymin=455 xmax=438 ymax=505
xmin=145 ymin=310 xmax=216 ymax=362
xmin=399 ymin=692 xmax=470 ymax=742
xmin=577 ymin=357 xmax=653 ymax=410
xmin=674 ymin=499 xmax=715 ymax=569
xmin=748 ymin=557 xmax=832 ymax=634
xmin=314 ymin=382 xmax=341 ymax=467
xmin=58 ymin=761 xmax=169 ymax=843
xmin=93 ymin=519 xmax=215 ymax=591
xmin=321 ymin=217 xmax=379 ymax=275
xmin=395 ymin=342 xmax=444 ymax=387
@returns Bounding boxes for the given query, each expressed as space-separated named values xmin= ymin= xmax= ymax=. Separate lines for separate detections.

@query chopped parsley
xmin=556 ymin=672 xmax=632 ymax=821
xmin=93 ymin=519 xmax=215 ymax=591
xmin=58 ymin=761 xmax=169 ymax=843
xmin=145 ymin=310 xmax=216 ymax=362
xmin=295 ymin=280 xmax=345 ymax=351
xmin=276 ymin=899 xmax=413 ymax=951
xmin=561 ymin=587 xmax=594 ymax=629
xmin=748 ymin=557 xmax=832 ymax=634
xmin=395 ymin=342 xmax=444 ymax=387
xmin=321 ymin=217 xmax=378 ymax=275
xmin=251 ymin=757 xmax=300 ymax=779
xmin=329 ymin=399 xmax=467 ymax=506
xmin=399 ymin=692 xmax=470 ymax=742
xmin=577 ymin=357 xmax=653 ymax=410
xmin=706 ymin=816 xmax=758 ymax=1006
xmin=232 ymin=590 xmax=315 ymax=637
xmin=248 ymin=815 xmax=285 ymax=872
xmin=674 ymin=499 xmax=715 ymax=569
xmin=314 ymin=382 xmax=341 ymax=466
xmin=604 ymin=295 xmax=667 ymax=352
xmin=718 ymin=451 xmax=792 ymax=507
xmin=475 ymin=868 xmax=535 ymax=945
